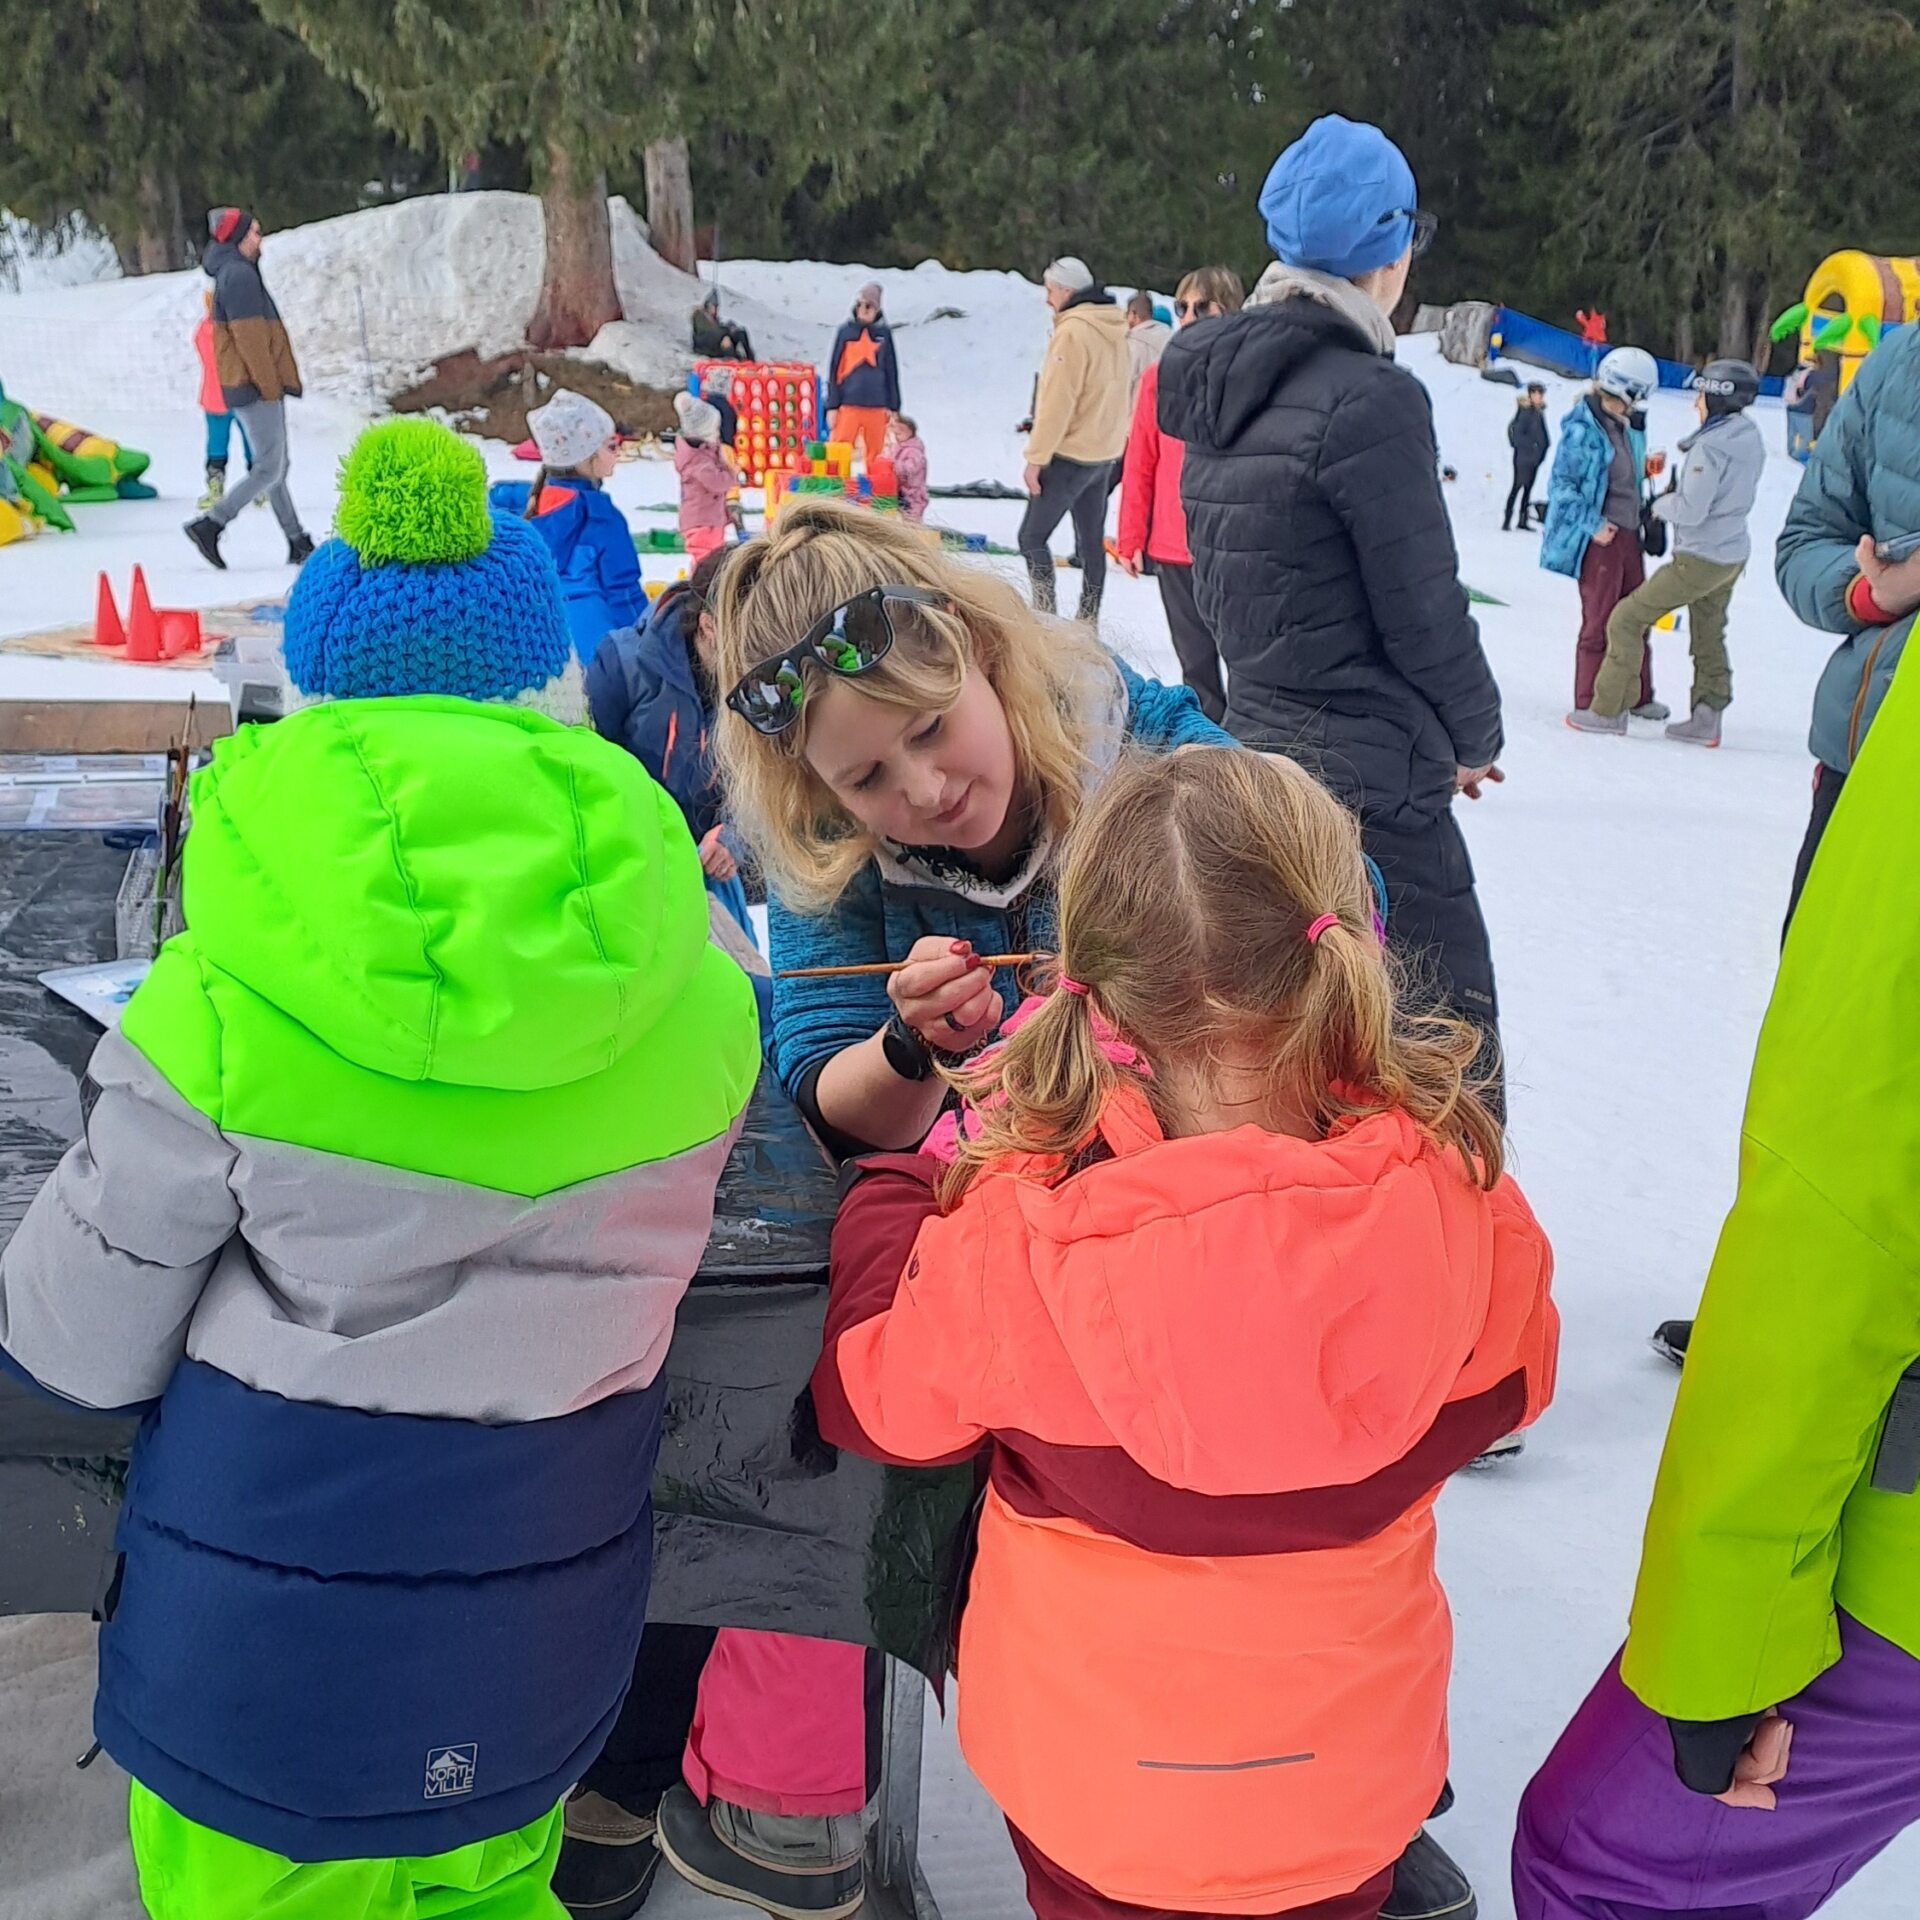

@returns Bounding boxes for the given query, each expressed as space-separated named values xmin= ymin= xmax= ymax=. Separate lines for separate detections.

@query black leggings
xmin=1784 ymin=761 xmax=1846 ymax=939
xmin=1504 ymin=460 xmax=1541 ymax=529
xmin=1364 ymin=809 xmax=1505 ymax=1122
xmin=1017 ymin=457 xmax=1111 ymax=615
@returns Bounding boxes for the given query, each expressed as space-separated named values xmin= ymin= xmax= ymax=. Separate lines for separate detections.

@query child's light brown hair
xmin=943 ymin=747 xmax=1503 ymax=1201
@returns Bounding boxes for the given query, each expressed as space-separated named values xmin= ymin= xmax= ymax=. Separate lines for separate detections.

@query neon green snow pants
xmin=129 ymin=1781 xmax=567 ymax=1919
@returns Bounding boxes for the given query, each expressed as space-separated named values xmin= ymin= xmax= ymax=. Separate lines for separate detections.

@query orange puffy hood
xmin=950 ymin=1089 xmax=1554 ymax=1498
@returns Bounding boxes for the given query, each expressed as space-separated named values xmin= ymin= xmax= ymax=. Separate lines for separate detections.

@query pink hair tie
xmin=1057 ymin=975 xmax=1091 ymax=997
xmin=1304 ymin=913 xmax=1340 ymax=946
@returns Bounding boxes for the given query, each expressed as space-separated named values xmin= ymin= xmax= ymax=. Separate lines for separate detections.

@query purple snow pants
xmin=1514 ymin=1611 xmax=1920 ymax=1920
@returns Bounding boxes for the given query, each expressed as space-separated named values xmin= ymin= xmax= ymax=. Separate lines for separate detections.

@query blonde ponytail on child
xmin=943 ymin=747 xmax=1503 ymax=1202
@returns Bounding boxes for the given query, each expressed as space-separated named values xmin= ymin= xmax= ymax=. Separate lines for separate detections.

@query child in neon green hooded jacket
xmin=0 ymin=419 xmax=760 ymax=1918
xmin=1514 ymin=595 xmax=1920 ymax=1917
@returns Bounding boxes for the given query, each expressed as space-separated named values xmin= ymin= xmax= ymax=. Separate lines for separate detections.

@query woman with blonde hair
xmin=1118 ymin=265 xmax=1246 ymax=721
xmin=583 ymin=496 xmax=1231 ymax=1920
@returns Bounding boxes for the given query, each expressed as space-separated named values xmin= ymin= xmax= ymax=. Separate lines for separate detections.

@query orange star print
xmin=836 ymin=330 xmax=883 ymax=382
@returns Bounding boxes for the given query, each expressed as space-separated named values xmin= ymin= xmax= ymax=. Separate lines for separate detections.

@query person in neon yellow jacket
xmin=1514 ymin=605 xmax=1920 ymax=1915
xmin=0 ymin=418 xmax=760 ymax=1920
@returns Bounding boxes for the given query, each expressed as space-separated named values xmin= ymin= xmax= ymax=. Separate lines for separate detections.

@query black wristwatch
xmin=881 ymin=1011 xmax=936 ymax=1082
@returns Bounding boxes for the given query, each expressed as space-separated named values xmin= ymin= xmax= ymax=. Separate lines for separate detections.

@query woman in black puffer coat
xmin=1158 ymin=114 xmax=1507 ymax=1112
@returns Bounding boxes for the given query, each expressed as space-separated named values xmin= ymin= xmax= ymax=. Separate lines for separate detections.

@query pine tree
xmin=1497 ymin=0 xmax=1920 ymax=361
xmin=266 ymin=0 xmax=945 ymax=348
xmin=0 ymin=0 xmax=406 ymax=274
xmin=775 ymin=0 xmax=1297 ymax=292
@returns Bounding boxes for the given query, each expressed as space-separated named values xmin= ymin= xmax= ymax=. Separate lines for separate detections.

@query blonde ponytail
xmin=941 ymin=981 xmax=1127 ymax=1205
xmin=939 ymin=747 xmax=1503 ymax=1198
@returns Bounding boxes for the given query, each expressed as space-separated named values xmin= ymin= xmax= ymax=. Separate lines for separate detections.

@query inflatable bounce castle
xmin=0 ymin=379 xmax=155 ymax=545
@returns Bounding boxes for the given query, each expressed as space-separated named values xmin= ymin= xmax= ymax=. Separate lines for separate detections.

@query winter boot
xmin=1028 ymin=562 xmax=1058 ymax=617
xmin=1565 ymin=707 xmax=1626 ymax=736
xmin=1074 ymin=583 xmax=1103 ymax=629
xmin=1466 ymin=1431 xmax=1525 ymax=1468
xmin=287 ymin=531 xmax=316 ymax=566
xmin=197 ymin=463 xmax=227 ymax=512
xmin=554 ymin=1789 xmax=663 ymax=1919
xmin=1650 ymin=1318 xmax=1693 ymax=1368
xmin=1630 ymin=699 xmax=1672 ymax=723
xmin=1666 ymin=703 xmax=1722 ymax=747
xmin=1381 ymin=1828 xmax=1477 ymax=1920
xmin=184 ymin=515 xmax=227 ymax=571
xmin=655 ymin=1784 xmax=865 ymax=1920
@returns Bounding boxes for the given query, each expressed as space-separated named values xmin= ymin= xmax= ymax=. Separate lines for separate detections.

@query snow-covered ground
xmin=2 ymin=202 xmax=1910 ymax=1919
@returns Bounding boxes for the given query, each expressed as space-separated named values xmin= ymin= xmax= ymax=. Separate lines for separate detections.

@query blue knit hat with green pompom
xmin=283 ymin=418 xmax=585 ymax=721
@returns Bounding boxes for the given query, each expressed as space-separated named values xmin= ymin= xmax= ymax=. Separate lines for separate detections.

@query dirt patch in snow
xmin=390 ymin=348 xmax=679 ymax=443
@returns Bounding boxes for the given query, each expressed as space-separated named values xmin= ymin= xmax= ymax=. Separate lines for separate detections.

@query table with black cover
xmin=0 ymin=828 xmax=960 ymax=1919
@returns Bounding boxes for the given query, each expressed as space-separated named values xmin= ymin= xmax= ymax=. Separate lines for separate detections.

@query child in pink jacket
xmin=674 ymin=391 xmax=733 ymax=562
xmin=884 ymin=414 xmax=929 ymax=521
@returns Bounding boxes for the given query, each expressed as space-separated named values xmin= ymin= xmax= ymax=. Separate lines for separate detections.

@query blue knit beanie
xmin=1258 ymin=116 xmax=1418 ymax=280
xmin=283 ymin=419 xmax=585 ymax=722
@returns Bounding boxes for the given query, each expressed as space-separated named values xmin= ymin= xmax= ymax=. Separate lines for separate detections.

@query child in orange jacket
xmin=814 ymin=745 xmax=1557 ymax=1920
xmin=193 ymin=287 xmax=252 ymax=509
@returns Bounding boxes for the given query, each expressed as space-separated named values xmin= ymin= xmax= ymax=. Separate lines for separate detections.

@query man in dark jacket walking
xmin=823 ymin=282 xmax=901 ymax=474
xmin=1159 ymin=115 xmax=1507 ymax=1130
xmin=184 ymin=208 xmax=313 ymax=569
xmin=1505 ymin=383 xmax=1549 ymax=530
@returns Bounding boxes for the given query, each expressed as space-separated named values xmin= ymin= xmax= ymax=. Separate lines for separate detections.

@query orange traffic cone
xmin=94 ymin=572 xmax=126 ymax=649
xmin=126 ymin=566 xmax=160 ymax=662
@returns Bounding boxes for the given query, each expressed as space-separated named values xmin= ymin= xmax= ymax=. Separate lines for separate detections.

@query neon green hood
xmin=183 ymin=698 xmax=712 ymax=1092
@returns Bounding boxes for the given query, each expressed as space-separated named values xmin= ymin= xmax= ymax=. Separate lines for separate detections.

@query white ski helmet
xmin=1595 ymin=346 xmax=1659 ymax=404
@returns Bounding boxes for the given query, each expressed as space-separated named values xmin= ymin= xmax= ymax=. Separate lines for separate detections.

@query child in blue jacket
xmin=489 ymin=390 xmax=645 ymax=666
xmin=587 ymin=546 xmax=772 ymax=1026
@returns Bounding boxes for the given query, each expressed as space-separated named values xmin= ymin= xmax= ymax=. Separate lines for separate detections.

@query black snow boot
xmin=655 ymin=1783 xmax=864 ymax=1920
xmin=1651 ymin=1319 xmax=1693 ymax=1368
xmin=184 ymin=515 xmax=226 ymax=570
xmin=553 ymin=1789 xmax=663 ymax=1919
xmin=1381 ymin=1828 xmax=1476 ymax=1920
xmin=1027 ymin=562 xmax=1058 ymax=617
xmin=287 ymin=531 xmax=316 ymax=566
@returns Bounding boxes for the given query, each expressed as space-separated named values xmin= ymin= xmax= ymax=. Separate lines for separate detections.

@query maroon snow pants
xmin=1574 ymin=533 xmax=1651 ymax=712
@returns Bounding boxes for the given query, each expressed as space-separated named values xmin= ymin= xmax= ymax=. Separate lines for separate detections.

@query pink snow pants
xmin=683 ymin=1629 xmax=869 ymax=1817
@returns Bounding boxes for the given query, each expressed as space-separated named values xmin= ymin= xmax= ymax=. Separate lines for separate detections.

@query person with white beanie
xmin=1018 ymin=256 xmax=1131 ymax=625
xmin=823 ymin=280 xmax=901 ymax=473
xmin=673 ymin=388 xmax=735 ymax=563
xmin=487 ymin=389 xmax=644 ymax=665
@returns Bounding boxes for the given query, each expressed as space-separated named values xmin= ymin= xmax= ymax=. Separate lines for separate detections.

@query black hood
xmin=1156 ymin=300 xmax=1376 ymax=452
xmin=1060 ymin=284 xmax=1114 ymax=314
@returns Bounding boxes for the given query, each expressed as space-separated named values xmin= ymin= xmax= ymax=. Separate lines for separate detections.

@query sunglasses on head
xmin=1383 ymin=207 xmax=1440 ymax=260
xmin=1176 ymin=297 xmax=1219 ymax=319
xmin=726 ymin=584 xmax=945 ymax=736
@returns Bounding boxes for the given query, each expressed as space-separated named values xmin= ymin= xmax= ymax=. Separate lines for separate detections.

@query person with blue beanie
xmin=1159 ymin=116 xmax=1507 ymax=1157
xmin=0 ymin=414 xmax=760 ymax=1920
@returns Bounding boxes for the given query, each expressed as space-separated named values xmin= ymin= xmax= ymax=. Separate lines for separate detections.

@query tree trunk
xmin=644 ymin=135 xmax=697 ymax=275
xmin=527 ymin=141 xmax=621 ymax=350
xmin=1718 ymin=271 xmax=1754 ymax=361
xmin=1674 ymin=309 xmax=1695 ymax=366
xmin=131 ymin=166 xmax=181 ymax=274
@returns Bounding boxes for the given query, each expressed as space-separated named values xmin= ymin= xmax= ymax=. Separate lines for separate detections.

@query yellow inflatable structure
xmin=1773 ymin=251 xmax=1920 ymax=394
xmin=0 ymin=378 xmax=156 ymax=547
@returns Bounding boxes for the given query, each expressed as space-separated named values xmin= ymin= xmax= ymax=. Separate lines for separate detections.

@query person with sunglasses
xmin=1118 ymin=265 xmax=1247 ymax=723
xmin=1159 ymin=114 xmax=1509 ymax=1134
xmin=562 ymin=498 xmax=1232 ymax=1920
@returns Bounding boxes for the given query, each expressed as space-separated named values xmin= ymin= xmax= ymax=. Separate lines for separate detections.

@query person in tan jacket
xmin=1019 ymin=258 xmax=1130 ymax=624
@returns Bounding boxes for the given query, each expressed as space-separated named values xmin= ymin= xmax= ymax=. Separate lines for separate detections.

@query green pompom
xmin=335 ymin=418 xmax=491 ymax=565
